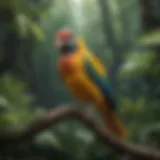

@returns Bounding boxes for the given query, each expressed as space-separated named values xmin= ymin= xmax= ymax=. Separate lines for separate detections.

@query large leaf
xmin=138 ymin=29 xmax=160 ymax=46
xmin=118 ymin=52 xmax=156 ymax=77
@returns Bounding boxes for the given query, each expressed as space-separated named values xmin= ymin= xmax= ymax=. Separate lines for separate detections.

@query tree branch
xmin=1 ymin=105 xmax=160 ymax=160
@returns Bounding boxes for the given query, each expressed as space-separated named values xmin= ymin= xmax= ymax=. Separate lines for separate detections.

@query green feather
xmin=83 ymin=58 xmax=116 ymax=110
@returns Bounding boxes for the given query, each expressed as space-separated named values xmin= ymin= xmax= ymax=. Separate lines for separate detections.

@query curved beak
xmin=55 ymin=37 xmax=77 ymax=55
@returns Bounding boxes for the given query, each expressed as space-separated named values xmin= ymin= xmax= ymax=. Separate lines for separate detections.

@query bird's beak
xmin=55 ymin=39 xmax=69 ymax=55
xmin=55 ymin=38 xmax=77 ymax=55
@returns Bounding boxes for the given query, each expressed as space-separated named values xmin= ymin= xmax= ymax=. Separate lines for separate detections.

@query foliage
xmin=0 ymin=74 xmax=44 ymax=133
xmin=139 ymin=30 xmax=160 ymax=46
xmin=119 ymin=51 xmax=157 ymax=77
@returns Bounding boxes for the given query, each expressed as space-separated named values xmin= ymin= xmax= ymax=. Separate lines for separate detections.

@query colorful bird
xmin=55 ymin=28 xmax=127 ymax=139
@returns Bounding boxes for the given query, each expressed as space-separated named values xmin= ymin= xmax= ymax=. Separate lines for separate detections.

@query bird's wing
xmin=83 ymin=56 xmax=117 ymax=110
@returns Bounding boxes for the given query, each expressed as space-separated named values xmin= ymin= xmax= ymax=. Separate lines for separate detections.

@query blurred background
xmin=0 ymin=0 xmax=160 ymax=159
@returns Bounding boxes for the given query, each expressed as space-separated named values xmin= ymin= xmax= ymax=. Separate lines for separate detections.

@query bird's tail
xmin=98 ymin=102 xmax=127 ymax=139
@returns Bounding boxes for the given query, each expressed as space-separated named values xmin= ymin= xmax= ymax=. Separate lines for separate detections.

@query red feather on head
xmin=56 ymin=28 xmax=74 ymax=41
xmin=55 ymin=28 xmax=75 ymax=48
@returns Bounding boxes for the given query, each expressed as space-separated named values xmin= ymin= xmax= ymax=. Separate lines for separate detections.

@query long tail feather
xmin=98 ymin=103 xmax=127 ymax=139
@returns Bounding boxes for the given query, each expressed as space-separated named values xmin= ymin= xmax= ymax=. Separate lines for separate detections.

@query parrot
xmin=55 ymin=28 xmax=127 ymax=139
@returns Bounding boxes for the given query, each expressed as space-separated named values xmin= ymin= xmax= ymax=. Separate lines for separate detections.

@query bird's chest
xmin=59 ymin=56 xmax=91 ymax=100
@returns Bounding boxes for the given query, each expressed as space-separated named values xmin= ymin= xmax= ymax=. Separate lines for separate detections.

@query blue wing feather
xmin=84 ymin=59 xmax=116 ymax=110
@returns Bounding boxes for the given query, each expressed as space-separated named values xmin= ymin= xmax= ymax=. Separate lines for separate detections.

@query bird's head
xmin=55 ymin=28 xmax=77 ymax=55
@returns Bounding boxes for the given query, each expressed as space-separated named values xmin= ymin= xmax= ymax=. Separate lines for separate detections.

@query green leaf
xmin=30 ymin=22 xmax=45 ymax=41
xmin=137 ymin=29 xmax=160 ymax=46
xmin=119 ymin=52 xmax=156 ymax=77
xmin=35 ymin=131 xmax=62 ymax=148
xmin=16 ymin=14 xmax=30 ymax=37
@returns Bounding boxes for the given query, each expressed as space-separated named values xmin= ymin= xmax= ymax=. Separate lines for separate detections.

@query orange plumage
xmin=56 ymin=30 xmax=127 ymax=139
